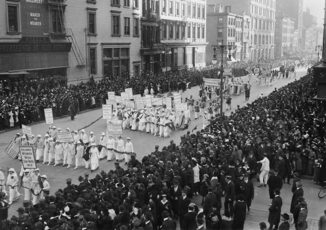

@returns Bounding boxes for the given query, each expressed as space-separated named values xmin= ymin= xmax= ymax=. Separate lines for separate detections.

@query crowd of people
xmin=0 ymin=70 xmax=203 ymax=131
xmin=1 ymin=61 xmax=325 ymax=229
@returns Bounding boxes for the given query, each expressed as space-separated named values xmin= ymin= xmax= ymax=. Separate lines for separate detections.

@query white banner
xmin=152 ymin=98 xmax=163 ymax=106
xmin=176 ymin=103 xmax=188 ymax=112
xmin=125 ymin=88 xmax=133 ymax=99
xmin=203 ymin=78 xmax=221 ymax=87
xmin=173 ymin=93 xmax=182 ymax=105
xmin=22 ymin=125 xmax=32 ymax=136
xmin=103 ymin=104 xmax=112 ymax=120
xmin=107 ymin=119 xmax=123 ymax=136
xmin=44 ymin=108 xmax=53 ymax=125
xmin=164 ymin=97 xmax=172 ymax=109
xmin=20 ymin=146 xmax=37 ymax=169
xmin=145 ymin=95 xmax=152 ymax=107
xmin=108 ymin=91 xmax=115 ymax=100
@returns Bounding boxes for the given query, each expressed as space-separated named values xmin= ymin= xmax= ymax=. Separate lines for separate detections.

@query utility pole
xmin=322 ymin=0 xmax=326 ymax=62
xmin=219 ymin=44 xmax=225 ymax=115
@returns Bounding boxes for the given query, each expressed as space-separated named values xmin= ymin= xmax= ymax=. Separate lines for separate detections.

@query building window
xmin=187 ymin=3 xmax=191 ymax=17
xmin=112 ymin=15 xmax=120 ymax=36
xmin=187 ymin=25 xmax=191 ymax=38
xmin=192 ymin=4 xmax=196 ymax=18
xmin=169 ymin=1 xmax=173 ymax=14
xmin=181 ymin=25 xmax=185 ymax=39
xmin=133 ymin=0 xmax=138 ymax=8
xmin=87 ymin=11 xmax=96 ymax=35
xmin=176 ymin=25 xmax=180 ymax=39
xmin=162 ymin=24 xmax=167 ymax=39
xmin=124 ymin=0 xmax=130 ymax=7
xmin=103 ymin=47 xmax=130 ymax=77
xmin=133 ymin=63 xmax=140 ymax=76
xmin=112 ymin=0 xmax=120 ymax=7
xmin=181 ymin=3 xmax=185 ymax=16
xmin=6 ymin=3 xmax=20 ymax=33
xmin=192 ymin=26 xmax=195 ymax=40
xmin=162 ymin=0 xmax=166 ymax=13
xmin=169 ymin=24 xmax=173 ymax=39
xmin=202 ymin=27 xmax=205 ymax=39
xmin=202 ymin=6 xmax=205 ymax=19
xmin=197 ymin=6 xmax=200 ymax=19
xmin=49 ymin=8 xmax=65 ymax=34
xmin=197 ymin=27 xmax=200 ymax=39
xmin=87 ymin=0 xmax=96 ymax=3
xmin=89 ymin=47 xmax=97 ymax=74
xmin=176 ymin=2 xmax=180 ymax=16
xmin=124 ymin=17 xmax=130 ymax=35
xmin=133 ymin=17 xmax=139 ymax=37
xmin=218 ymin=28 xmax=222 ymax=37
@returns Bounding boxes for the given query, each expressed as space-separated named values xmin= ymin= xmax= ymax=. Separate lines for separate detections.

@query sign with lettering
xmin=21 ymin=0 xmax=49 ymax=37
xmin=57 ymin=132 xmax=74 ymax=143
xmin=107 ymin=119 xmax=123 ymax=136
xmin=203 ymin=78 xmax=221 ymax=87
xmin=5 ymin=139 xmax=20 ymax=159
xmin=125 ymin=88 xmax=133 ymax=99
xmin=164 ymin=97 xmax=172 ymax=109
xmin=173 ymin=93 xmax=182 ymax=105
xmin=22 ymin=125 xmax=32 ymax=136
xmin=108 ymin=92 xmax=115 ymax=100
xmin=103 ymin=104 xmax=112 ymax=120
xmin=20 ymin=146 xmax=37 ymax=169
xmin=44 ymin=108 xmax=53 ymax=124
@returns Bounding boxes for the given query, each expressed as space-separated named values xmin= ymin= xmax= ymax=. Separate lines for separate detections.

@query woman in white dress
xmin=130 ymin=112 xmax=138 ymax=131
xmin=89 ymin=143 xmax=100 ymax=172
xmin=74 ymin=140 xmax=84 ymax=169
xmin=47 ymin=138 xmax=55 ymax=165
xmin=54 ymin=141 xmax=63 ymax=166
xmin=35 ymin=135 xmax=44 ymax=162
xmin=106 ymin=135 xmax=116 ymax=161
xmin=115 ymin=136 xmax=125 ymax=161
xmin=99 ymin=132 xmax=107 ymax=160
xmin=6 ymin=168 xmax=21 ymax=205
xmin=164 ymin=117 xmax=172 ymax=138
xmin=138 ymin=112 xmax=146 ymax=132
xmin=145 ymin=114 xmax=151 ymax=133
xmin=66 ymin=142 xmax=75 ymax=168
xmin=43 ymin=134 xmax=50 ymax=164
xmin=22 ymin=169 xmax=32 ymax=202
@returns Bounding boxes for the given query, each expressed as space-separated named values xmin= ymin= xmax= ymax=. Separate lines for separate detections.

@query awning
xmin=0 ymin=71 xmax=29 ymax=75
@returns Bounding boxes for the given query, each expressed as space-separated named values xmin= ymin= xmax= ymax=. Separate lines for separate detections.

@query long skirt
xmin=99 ymin=147 xmax=108 ymax=159
xmin=107 ymin=149 xmax=115 ymax=161
xmin=36 ymin=148 xmax=43 ymax=161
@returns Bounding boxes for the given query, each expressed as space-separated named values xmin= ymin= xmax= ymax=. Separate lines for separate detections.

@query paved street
xmin=1 ymin=68 xmax=324 ymax=229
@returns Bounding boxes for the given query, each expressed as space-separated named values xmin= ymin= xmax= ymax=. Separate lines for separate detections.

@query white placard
xmin=20 ymin=146 xmax=37 ymax=169
xmin=125 ymin=88 xmax=133 ymax=99
xmin=107 ymin=119 xmax=123 ymax=136
xmin=152 ymin=98 xmax=163 ymax=106
xmin=44 ymin=108 xmax=53 ymax=125
xmin=145 ymin=95 xmax=152 ymax=107
xmin=176 ymin=103 xmax=188 ymax=112
xmin=103 ymin=104 xmax=112 ymax=120
xmin=203 ymin=78 xmax=221 ymax=87
xmin=22 ymin=125 xmax=32 ymax=136
xmin=164 ymin=97 xmax=172 ymax=109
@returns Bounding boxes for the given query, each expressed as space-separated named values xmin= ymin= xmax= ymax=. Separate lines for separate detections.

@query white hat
xmin=40 ymin=175 xmax=47 ymax=179
xmin=35 ymin=168 xmax=40 ymax=171
xmin=66 ymin=128 xmax=70 ymax=131
xmin=45 ymin=134 xmax=49 ymax=137
xmin=53 ymin=126 xmax=56 ymax=129
xmin=24 ymin=169 xmax=30 ymax=173
xmin=127 ymin=137 xmax=131 ymax=140
xmin=90 ymin=131 xmax=94 ymax=134
xmin=81 ymin=129 xmax=85 ymax=133
xmin=101 ymin=132 xmax=105 ymax=136
xmin=8 ymin=168 xmax=15 ymax=172
xmin=37 ymin=134 xmax=42 ymax=138
xmin=90 ymin=142 xmax=96 ymax=146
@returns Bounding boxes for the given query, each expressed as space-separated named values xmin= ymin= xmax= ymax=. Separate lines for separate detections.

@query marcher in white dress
xmin=31 ymin=169 xmax=41 ymax=205
xmin=106 ymin=135 xmax=115 ymax=161
xmin=138 ymin=113 xmax=146 ymax=132
xmin=66 ymin=142 xmax=75 ymax=168
xmin=43 ymin=134 xmax=50 ymax=164
xmin=89 ymin=143 xmax=100 ymax=171
xmin=115 ymin=136 xmax=125 ymax=161
xmin=99 ymin=132 xmax=107 ymax=159
xmin=47 ymin=138 xmax=55 ymax=165
xmin=6 ymin=168 xmax=20 ymax=204
xmin=54 ymin=141 xmax=63 ymax=166
xmin=35 ymin=135 xmax=44 ymax=162
xmin=22 ymin=170 xmax=32 ymax=202
xmin=124 ymin=137 xmax=134 ymax=163
xmin=74 ymin=140 xmax=84 ymax=169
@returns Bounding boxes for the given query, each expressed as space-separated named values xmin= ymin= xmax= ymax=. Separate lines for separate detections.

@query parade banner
xmin=44 ymin=108 xmax=53 ymax=125
xmin=135 ymin=98 xmax=145 ymax=110
xmin=164 ymin=97 xmax=172 ymax=109
xmin=152 ymin=98 xmax=163 ymax=106
xmin=133 ymin=94 xmax=141 ymax=100
xmin=145 ymin=95 xmax=152 ymax=107
xmin=121 ymin=92 xmax=128 ymax=101
xmin=20 ymin=146 xmax=36 ymax=169
xmin=102 ymin=104 xmax=112 ymax=120
xmin=125 ymin=88 xmax=133 ymax=99
xmin=115 ymin=96 xmax=122 ymax=104
xmin=173 ymin=93 xmax=182 ymax=105
xmin=57 ymin=132 xmax=74 ymax=143
xmin=107 ymin=99 xmax=117 ymax=110
xmin=125 ymin=100 xmax=135 ymax=109
xmin=107 ymin=120 xmax=122 ymax=136
xmin=203 ymin=78 xmax=221 ymax=87
xmin=22 ymin=125 xmax=32 ymax=136
xmin=108 ymin=91 xmax=115 ymax=100
xmin=5 ymin=139 xmax=20 ymax=159
xmin=176 ymin=103 xmax=188 ymax=112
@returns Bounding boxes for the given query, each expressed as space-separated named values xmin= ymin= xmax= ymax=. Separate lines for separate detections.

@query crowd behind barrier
xmin=0 ymin=71 xmax=325 ymax=229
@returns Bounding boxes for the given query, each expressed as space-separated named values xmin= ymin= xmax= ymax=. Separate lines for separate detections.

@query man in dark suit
xmin=232 ymin=195 xmax=247 ymax=230
xmin=178 ymin=190 xmax=191 ymax=230
xmin=183 ymin=203 xmax=198 ymax=230
xmin=224 ymin=175 xmax=235 ymax=220
xmin=290 ymin=181 xmax=304 ymax=223
xmin=268 ymin=189 xmax=283 ymax=230
xmin=203 ymin=187 xmax=218 ymax=216
xmin=243 ymin=174 xmax=254 ymax=211
xmin=267 ymin=170 xmax=283 ymax=200
xmin=160 ymin=210 xmax=176 ymax=230
xmin=170 ymin=179 xmax=182 ymax=218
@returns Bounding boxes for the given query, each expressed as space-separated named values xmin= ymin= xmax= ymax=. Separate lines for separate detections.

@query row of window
xmin=251 ymin=18 xmax=274 ymax=32
xmin=86 ymin=11 xmax=140 ymax=37
xmin=111 ymin=0 xmax=139 ymax=8
xmin=252 ymin=34 xmax=274 ymax=45
xmin=161 ymin=0 xmax=205 ymax=20
xmin=251 ymin=4 xmax=275 ymax=20
xmin=161 ymin=23 xmax=205 ymax=41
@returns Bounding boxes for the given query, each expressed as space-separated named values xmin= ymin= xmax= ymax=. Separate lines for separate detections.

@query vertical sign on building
xmin=22 ymin=0 xmax=49 ymax=36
